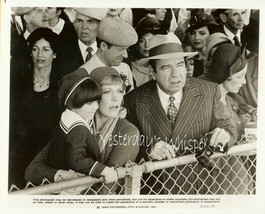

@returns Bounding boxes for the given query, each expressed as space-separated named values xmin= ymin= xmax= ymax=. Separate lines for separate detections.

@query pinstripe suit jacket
xmin=124 ymin=77 xmax=236 ymax=160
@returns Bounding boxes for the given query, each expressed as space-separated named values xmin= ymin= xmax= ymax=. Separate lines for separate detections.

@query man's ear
xmin=219 ymin=13 xmax=227 ymax=23
xmin=56 ymin=9 xmax=62 ymax=16
xmin=100 ymin=41 xmax=108 ymax=51
xmin=23 ymin=14 xmax=31 ymax=23
xmin=150 ymin=67 xmax=156 ymax=80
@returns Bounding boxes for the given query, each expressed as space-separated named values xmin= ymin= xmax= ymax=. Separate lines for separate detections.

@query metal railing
xmin=9 ymin=142 xmax=257 ymax=195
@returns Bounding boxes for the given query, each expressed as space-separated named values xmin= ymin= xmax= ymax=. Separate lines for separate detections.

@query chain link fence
xmin=9 ymin=142 xmax=256 ymax=195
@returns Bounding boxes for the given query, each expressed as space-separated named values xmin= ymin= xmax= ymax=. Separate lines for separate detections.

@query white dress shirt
xmin=224 ymin=25 xmax=241 ymax=45
xmin=78 ymin=40 xmax=97 ymax=62
xmin=156 ymin=84 xmax=183 ymax=114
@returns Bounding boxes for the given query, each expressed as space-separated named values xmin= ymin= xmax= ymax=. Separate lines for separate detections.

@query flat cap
xmin=97 ymin=17 xmax=138 ymax=47
xmin=90 ymin=66 xmax=120 ymax=84
xmin=15 ymin=7 xmax=36 ymax=16
xmin=74 ymin=8 xmax=108 ymax=21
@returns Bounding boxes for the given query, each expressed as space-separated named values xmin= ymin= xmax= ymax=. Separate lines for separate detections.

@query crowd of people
xmin=9 ymin=7 xmax=258 ymax=194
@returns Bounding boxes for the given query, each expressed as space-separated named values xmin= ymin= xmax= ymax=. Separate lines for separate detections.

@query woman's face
xmin=222 ymin=64 xmax=247 ymax=93
xmin=138 ymin=33 xmax=154 ymax=58
xmin=189 ymin=26 xmax=210 ymax=50
xmin=32 ymin=38 xmax=55 ymax=69
xmin=155 ymin=8 xmax=166 ymax=21
xmin=98 ymin=83 xmax=124 ymax=118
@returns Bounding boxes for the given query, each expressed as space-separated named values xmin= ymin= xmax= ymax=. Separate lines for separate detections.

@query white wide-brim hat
xmin=138 ymin=33 xmax=198 ymax=66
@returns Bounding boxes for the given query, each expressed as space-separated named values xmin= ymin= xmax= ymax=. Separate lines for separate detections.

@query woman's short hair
xmin=66 ymin=78 xmax=102 ymax=110
xmin=27 ymin=27 xmax=60 ymax=53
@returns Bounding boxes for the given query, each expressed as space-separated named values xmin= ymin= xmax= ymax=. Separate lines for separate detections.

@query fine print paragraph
xmin=32 ymin=197 xmax=220 ymax=209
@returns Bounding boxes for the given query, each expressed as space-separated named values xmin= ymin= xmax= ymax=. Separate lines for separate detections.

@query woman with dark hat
xmin=185 ymin=13 xmax=218 ymax=77
xmin=205 ymin=43 xmax=254 ymax=194
xmin=127 ymin=16 xmax=164 ymax=87
xmin=9 ymin=27 xmax=61 ymax=188
xmin=25 ymin=67 xmax=140 ymax=194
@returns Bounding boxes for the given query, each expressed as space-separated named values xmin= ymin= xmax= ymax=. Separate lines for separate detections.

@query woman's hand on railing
xmin=54 ymin=169 xmax=85 ymax=182
xmin=100 ymin=167 xmax=119 ymax=184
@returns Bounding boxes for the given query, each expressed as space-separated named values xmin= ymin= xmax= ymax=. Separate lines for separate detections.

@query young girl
xmin=46 ymin=69 xmax=118 ymax=184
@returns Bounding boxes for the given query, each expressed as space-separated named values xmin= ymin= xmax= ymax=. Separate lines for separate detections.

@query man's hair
xmin=67 ymin=79 xmax=102 ymax=110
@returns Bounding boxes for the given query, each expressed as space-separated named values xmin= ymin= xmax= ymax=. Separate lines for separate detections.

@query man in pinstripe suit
xmin=124 ymin=33 xmax=236 ymax=194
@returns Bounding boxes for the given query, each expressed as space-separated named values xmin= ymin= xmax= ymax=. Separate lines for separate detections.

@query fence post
xmin=124 ymin=165 xmax=143 ymax=195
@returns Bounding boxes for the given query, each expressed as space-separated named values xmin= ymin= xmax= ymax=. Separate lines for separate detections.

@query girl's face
xmin=98 ymin=83 xmax=124 ymax=118
xmin=189 ymin=26 xmax=210 ymax=50
xmin=32 ymin=38 xmax=55 ymax=69
xmin=222 ymin=64 xmax=247 ymax=93
xmin=138 ymin=33 xmax=154 ymax=58
xmin=155 ymin=8 xmax=166 ymax=21
xmin=76 ymin=101 xmax=99 ymax=122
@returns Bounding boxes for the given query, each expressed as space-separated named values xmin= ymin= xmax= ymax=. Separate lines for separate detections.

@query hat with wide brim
xmin=186 ymin=14 xmax=218 ymax=33
xmin=74 ymin=8 xmax=108 ymax=21
xmin=15 ymin=7 xmax=36 ymax=16
xmin=138 ymin=33 xmax=198 ymax=66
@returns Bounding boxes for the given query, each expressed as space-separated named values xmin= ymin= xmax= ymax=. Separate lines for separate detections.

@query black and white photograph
xmin=1 ymin=0 xmax=265 ymax=214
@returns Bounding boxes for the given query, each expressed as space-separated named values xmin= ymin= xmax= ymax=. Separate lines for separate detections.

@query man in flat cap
xmin=214 ymin=9 xmax=247 ymax=47
xmin=80 ymin=17 xmax=138 ymax=92
xmin=59 ymin=8 xmax=108 ymax=76
xmin=124 ymin=33 xmax=236 ymax=194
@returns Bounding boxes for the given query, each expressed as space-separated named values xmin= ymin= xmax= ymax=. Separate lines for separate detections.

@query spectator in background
xmin=11 ymin=7 xmax=49 ymax=61
xmin=213 ymin=9 xmax=246 ymax=47
xmin=127 ymin=16 xmax=163 ymax=87
xmin=184 ymin=13 xmax=218 ymax=77
xmin=59 ymin=8 xmax=108 ymax=76
xmin=235 ymin=10 xmax=259 ymax=112
xmin=9 ymin=28 xmax=61 ymax=188
xmin=80 ymin=17 xmax=138 ymax=92
xmin=47 ymin=7 xmax=77 ymax=43
xmin=205 ymin=44 xmax=254 ymax=194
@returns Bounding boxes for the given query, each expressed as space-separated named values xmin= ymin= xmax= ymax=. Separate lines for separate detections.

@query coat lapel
xmin=172 ymin=78 xmax=206 ymax=140
xmin=137 ymin=81 xmax=172 ymax=139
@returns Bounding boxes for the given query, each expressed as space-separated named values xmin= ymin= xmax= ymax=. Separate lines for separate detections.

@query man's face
xmin=25 ymin=7 xmax=49 ymax=28
xmin=74 ymin=12 xmax=99 ymax=46
xmin=152 ymin=58 xmax=187 ymax=95
xmin=103 ymin=44 xmax=128 ymax=66
xmin=47 ymin=7 xmax=59 ymax=22
xmin=222 ymin=9 xmax=246 ymax=33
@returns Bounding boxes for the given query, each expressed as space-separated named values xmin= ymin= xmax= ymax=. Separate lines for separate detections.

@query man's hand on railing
xmin=209 ymin=127 xmax=230 ymax=151
xmin=101 ymin=167 xmax=119 ymax=184
xmin=148 ymin=140 xmax=176 ymax=161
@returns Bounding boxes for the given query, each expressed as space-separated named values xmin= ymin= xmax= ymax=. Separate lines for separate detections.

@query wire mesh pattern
xmin=9 ymin=144 xmax=256 ymax=195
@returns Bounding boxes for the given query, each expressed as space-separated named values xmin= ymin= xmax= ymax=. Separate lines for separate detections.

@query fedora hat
xmin=138 ymin=33 xmax=198 ymax=66
xmin=74 ymin=8 xmax=108 ymax=21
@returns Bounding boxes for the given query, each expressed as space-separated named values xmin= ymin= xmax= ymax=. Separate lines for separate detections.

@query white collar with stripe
xmin=60 ymin=109 xmax=93 ymax=134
